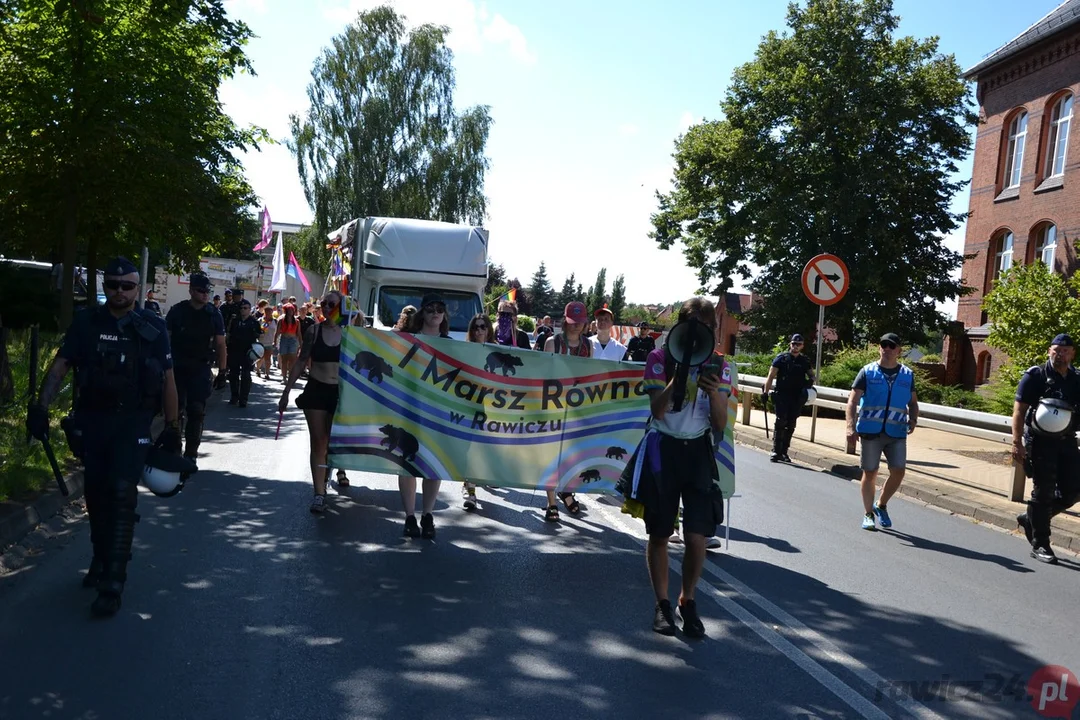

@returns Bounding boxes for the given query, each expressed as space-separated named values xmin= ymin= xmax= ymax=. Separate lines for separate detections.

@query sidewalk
xmin=736 ymin=407 xmax=1080 ymax=553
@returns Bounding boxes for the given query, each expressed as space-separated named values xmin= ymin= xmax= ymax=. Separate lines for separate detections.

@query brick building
xmin=948 ymin=0 xmax=1080 ymax=388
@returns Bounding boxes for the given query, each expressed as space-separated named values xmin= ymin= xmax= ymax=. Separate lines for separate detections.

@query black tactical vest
xmin=76 ymin=308 xmax=164 ymax=413
xmin=170 ymin=301 xmax=215 ymax=368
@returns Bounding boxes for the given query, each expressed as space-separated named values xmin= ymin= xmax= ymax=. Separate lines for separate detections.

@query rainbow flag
xmin=497 ymin=287 xmax=517 ymax=304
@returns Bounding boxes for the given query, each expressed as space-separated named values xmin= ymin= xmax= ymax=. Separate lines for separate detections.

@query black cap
xmin=232 ymin=288 xmax=245 ymax=296
xmin=1051 ymin=333 xmax=1074 ymax=347
xmin=637 ymin=321 xmax=649 ymax=328
xmin=420 ymin=292 xmax=445 ymax=308
xmin=104 ymin=257 xmax=139 ymax=277
xmin=880 ymin=332 xmax=901 ymax=345
xmin=791 ymin=334 xmax=804 ymax=343
xmin=224 ymin=289 xmax=233 ymax=295
xmin=190 ymin=273 xmax=211 ymax=290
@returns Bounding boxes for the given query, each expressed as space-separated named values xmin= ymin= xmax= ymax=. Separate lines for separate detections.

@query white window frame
xmin=1004 ymin=112 xmax=1028 ymax=188
xmin=994 ymin=232 xmax=1014 ymax=279
xmin=1045 ymin=94 xmax=1072 ymax=178
xmin=1035 ymin=224 xmax=1058 ymax=267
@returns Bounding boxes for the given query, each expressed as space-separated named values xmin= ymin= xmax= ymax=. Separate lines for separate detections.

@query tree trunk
xmin=59 ymin=186 xmax=79 ymax=330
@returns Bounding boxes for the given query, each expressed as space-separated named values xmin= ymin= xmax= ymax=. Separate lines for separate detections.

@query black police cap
xmin=1051 ymin=333 xmax=1074 ymax=347
xmin=104 ymin=257 xmax=139 ymax=277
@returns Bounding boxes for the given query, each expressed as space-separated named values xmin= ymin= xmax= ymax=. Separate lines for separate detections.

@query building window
xmin=1004 ymin=112 xmax=1028 ymax=188
xmin=977 ymin=351 xmax=992 ymax=385
xmin=1045 ymin=95 xmax=1072 ymax=178
xmin=992 ymin=231 xmax=1014 ymax=281
xmin=1033 ymin=223 xmax=1058 ymax=267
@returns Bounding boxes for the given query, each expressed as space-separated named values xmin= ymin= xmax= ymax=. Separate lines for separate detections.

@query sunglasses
xmin=880 ymin=341 xmax=898 ymax=350
xmin=320 ymin=300 xmax=338 ymax=309
xmin=791 ymin=342 xmax=804 ymax=346
xmin=472 ymin=324 xmax=490 ymax=331
xmin=425 ymin=304 xmax=446 ymax=314
xmin=104 ymin=279 xmax=138 ymax=292
xmin=193 ymin=288 xmax=209 ymax=294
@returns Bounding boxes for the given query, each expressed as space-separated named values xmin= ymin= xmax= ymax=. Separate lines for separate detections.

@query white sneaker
xmin=706 ymin=536 xmax=723 ymax=549
xmin=669 ymin=527 xmax=683 ymax=544
xmin=462 ymin=484 xmax=477 ymax=510
xmin=309 ymin=494 xmax=326 ymax=514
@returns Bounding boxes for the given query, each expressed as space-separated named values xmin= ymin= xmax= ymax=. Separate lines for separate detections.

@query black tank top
xmin=311 ymin=324 xmax=340 ymax=364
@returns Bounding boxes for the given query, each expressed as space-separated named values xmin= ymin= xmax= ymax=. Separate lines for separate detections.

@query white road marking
xmin=597 ymin=503 xmax=948 ymax=720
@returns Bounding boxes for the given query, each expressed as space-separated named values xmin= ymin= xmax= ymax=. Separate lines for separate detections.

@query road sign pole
xmin=810 ymin=303 xmax=824 ymax=443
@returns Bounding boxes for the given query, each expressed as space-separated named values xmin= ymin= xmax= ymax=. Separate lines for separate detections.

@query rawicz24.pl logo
xmin=1028 ymin=665 xmax=1080 ymax=718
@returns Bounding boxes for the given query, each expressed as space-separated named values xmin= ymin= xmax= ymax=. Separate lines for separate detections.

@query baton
xmin=40 ymin=434 xmax=69 ymax=496
xmin=275 ymin=410 xmax=284 ymax=440
xmin=763 ymin=394 xmax=770 ymax=439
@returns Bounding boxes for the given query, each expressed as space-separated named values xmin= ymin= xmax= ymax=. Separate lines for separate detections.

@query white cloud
xmin=325 ymin=0 xmax=536 ymax=65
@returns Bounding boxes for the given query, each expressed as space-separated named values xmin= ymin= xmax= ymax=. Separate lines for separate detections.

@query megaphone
xmin=664 ymin=317 xmax=716 ymax=411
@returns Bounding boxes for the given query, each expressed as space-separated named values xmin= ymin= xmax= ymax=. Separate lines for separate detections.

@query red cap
xmin=564 ymin=301 xmax=588 ymax=325
xmin=594 ymin=304 xmax=613 ymax=318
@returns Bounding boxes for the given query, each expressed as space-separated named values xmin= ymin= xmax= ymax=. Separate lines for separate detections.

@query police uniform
xmin=57 ymin=257 xmax=174 ymax=615
xmin=624 ymin=326 xmax=656 ymax=362
xmin=1015 ymin=340 xmax=1080 ymax=562
xmin=165 ymin=274 xmax=225 ymax=461
xmin=227 ymin=309 xmax=262 ymax=405
xmin=769 ymin=336 xmax=814 ymax=460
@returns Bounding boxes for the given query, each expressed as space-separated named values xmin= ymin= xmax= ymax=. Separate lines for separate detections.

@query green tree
xmin=289 ymin=5 xmax=492 ymax=243
xmin=554 ymin=273 xmax=577 ymax=312
xmin=485 ymin=261 xmax=507 ymax=295
xmin=293 ymin=225 xmax=331 ymax=280
xmin=0 ymin=0 xmax=263 ymax=326
xmin=527 ymin=262 xmax=556 ymax=318
xmin=650 ymin=0 xmax=974 ymax=352
xmin=983 ymin=262 xmax=1080 ymax=386
xmin=585 ymin=268 xmax=607 ymax=314
xmin=609 ymin=274 xmax=627 ymax=322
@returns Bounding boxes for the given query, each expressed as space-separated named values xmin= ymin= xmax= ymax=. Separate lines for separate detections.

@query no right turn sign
xmin=801 ymin=254 xmax=850 ymax=306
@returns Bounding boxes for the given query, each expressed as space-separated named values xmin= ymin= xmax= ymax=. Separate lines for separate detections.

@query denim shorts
xmin=859 ymin=433 xmax=907 ymax=472
xmin=278 ymin=335 xmax=299 ymax=356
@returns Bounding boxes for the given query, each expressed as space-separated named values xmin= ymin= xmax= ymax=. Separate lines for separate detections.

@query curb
xmin=735 ymin=426 xmax=1080 ymax=554
xmin=0 ymin=471 xmax=85 ymax=552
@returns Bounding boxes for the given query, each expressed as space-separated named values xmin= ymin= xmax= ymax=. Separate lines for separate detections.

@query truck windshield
xmin=378 ymin=287 xmax=483 ymax=333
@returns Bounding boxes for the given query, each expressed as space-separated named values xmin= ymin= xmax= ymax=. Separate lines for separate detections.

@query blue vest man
xmin=25 ymin=257 xmax=181 ymax=617
xmin=845 ymin=333 xmax=919 ymax=531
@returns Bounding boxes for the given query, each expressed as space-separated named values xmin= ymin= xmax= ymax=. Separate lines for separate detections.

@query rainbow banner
xmin=328 ymin=328 xmax=737 ymax=497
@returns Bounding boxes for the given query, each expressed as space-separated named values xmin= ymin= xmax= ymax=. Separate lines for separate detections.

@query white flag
xmin=269 ymin=230 xmax=287 ymax=292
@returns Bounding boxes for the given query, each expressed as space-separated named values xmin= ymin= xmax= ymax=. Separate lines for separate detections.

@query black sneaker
xmin=770 ymin=454 xmax=782 ymax=463
xmin=781 ymin=454 xmax=792 ymax=463
xmin=82 ymin=557 xmax=103 ymax=589
xmin=90 ymin=590 xmax=122 ymax=618
xmin=652 ymin=600 xmax=675 ymax=636
xmin=1016 ymin=513 xmax=1034 ymax=546
xmin=228 ymin=397 xmax=238 ymax=405
xmin=1032 ymin=545 xmax=1058 ymax=564
xmin=238 ymin=400 xmax=247 ymax=408
xmin=678 ymin=599 xmax=706 ymax=639
xmin=403 ymin=515 xmax=420 ymax=537
xmin=420 ymin=513 xmax=436 ymax=539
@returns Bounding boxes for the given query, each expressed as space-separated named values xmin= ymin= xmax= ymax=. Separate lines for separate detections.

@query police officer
xmin=623 ymin=321 xmax=656 ymax=362
xmin=26 ymin=257 xmax=179 ymax=617
xmin=1013 ymin=333 xmax=1080 ymax=564
xmin=227 ymin=298 xmax=262 ymax=407
xmin=144 ymin=289 xmax=162 ymax=316
xmin=763 ymin=333 xmax=815 ymax=462
xmin=165 ymin=273 xmax=226 ymax=465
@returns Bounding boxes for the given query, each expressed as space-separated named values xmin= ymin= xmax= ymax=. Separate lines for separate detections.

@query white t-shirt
xmin=589 ymin=335 xmax=627 ymax=361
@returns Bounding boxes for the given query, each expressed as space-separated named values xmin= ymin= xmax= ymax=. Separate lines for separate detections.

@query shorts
xmin=628 ymin=433 xmax=724 ymax=538
xmin=278 ymin=335 xmax=299 ymax=356
xmin=296 ymin=379 xmax=340 ymax=413
xmin=859 ymin=433 xmax=907 ymax=472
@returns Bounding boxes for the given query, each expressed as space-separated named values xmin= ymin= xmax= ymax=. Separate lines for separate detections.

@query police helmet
xmin=1032 ymin=398 xmax=1075 ymax=437
xmin=248 ymin=343 xmax=265 ymax=362
xmin=142 ymin=447 xmax=198 ymax=498
xmin=803 ymin=386 xmax=817 ymax=406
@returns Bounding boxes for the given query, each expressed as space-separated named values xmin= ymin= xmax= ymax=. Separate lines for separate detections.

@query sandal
xmin=544 ymin=505 xmax=560 ymax=522
xmin=558 ymin=492 xmax=581 ymax=515
xmin=336 ymin=469 xmax=349 ymax=487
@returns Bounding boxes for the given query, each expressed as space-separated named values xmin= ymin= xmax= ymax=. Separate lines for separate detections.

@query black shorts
xmin=625 ymin=433 xmax=724 ymax=538
xmin=295 ymin=379 xmax=339 ymax=413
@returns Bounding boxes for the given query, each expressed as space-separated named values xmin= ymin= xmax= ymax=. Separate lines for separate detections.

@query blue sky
xmin=220 ymin=0 xmax=1066 ymax=314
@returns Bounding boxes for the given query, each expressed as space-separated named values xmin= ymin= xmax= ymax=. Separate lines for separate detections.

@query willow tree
xmin=651 ymin=0 xmax=975 ymax=350
xmin=289 ymin=5 xmax=492 ymax=238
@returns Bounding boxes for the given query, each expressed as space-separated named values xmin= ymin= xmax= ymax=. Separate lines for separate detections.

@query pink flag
xmin=253 ymin=206 xmax=272 ymax=251
xmin=287 ymin=252 xmax=311 ymax=293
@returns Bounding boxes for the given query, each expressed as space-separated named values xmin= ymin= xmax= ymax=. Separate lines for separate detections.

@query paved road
xmin=1 ymin=375 xmax=1078 ymax=720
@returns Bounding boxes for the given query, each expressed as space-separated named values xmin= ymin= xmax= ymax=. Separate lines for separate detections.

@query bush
xmin=517 ymin=316 xmax=535 ymax=333
xmin=817 ymin=346 xmax=879 ymax=389
xmin=0 ymin=329 xmax=76 ymax=502
xmin=731 ymin=352 xmax=774 ymax=378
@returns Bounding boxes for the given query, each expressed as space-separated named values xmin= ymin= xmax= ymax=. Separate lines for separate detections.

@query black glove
xmin=26 ymin=404 xmax=50 ymax=441
xmin=157 ymin=424 xmax=182 ymax=455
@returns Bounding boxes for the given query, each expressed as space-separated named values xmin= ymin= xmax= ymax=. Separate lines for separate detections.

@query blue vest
xmin=855 ymin=363 xmax=914 ymax=438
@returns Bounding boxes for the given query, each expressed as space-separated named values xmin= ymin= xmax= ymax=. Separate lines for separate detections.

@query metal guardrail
xmin=736 ymin=374 xmax=1027 ymax=501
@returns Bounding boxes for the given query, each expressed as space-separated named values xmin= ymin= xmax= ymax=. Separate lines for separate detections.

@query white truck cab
xmin=340 ymin=217 xmax=489 ymax=339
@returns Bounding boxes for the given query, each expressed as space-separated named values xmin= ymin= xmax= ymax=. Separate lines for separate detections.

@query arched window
xmin=1032 ymin=223 xmax=1058 ymax=267
xmin=991 ymin=231 xmax=1014 ymax=282
xmin=977 ymin=351 xmax=992 ymax=385
xmin=1045 ymin=94 xmax=1073 ymax=178
xmin=1004 ymin=111 xmax=1028 ymax=188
